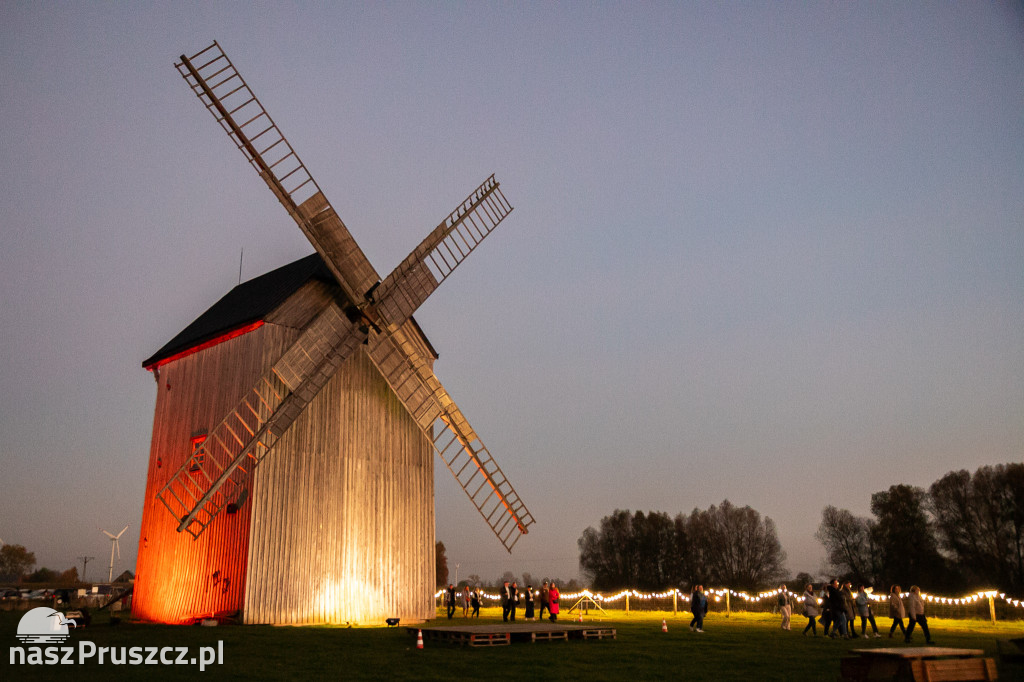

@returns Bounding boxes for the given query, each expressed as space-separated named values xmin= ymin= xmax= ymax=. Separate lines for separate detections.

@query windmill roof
xmin=142 ymin=253 xmax=339 ymax=369
xmin=143 ymin=253 xmax=438 ymax=369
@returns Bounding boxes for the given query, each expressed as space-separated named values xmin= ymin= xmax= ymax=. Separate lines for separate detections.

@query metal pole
xmin=673 ymin=589 xmax=677 ymax=615
xmin=988 ymin=594 xmax=997 ymax=624
xmin=726 ymin=590 xmax=731 ymax=618
xmin=625 ymin=593 xmax=629 ymax=614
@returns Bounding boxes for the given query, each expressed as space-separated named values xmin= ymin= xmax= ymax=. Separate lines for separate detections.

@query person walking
xmin=855 ymin=585 xmax=880 ymax=637
xmin=802 ymin=584 xmax=819 ymax=636
xmin=888 ymin=585 xmax=906 ymax=638
xmin=548 ymin=582 xmax=560 ymax=622
xmin=461 ymin=585 xmax=471 ymax=618
xmin=689 ymin=585 xmax=708 ymax=632
xmin=538 ymin=580 xmax=550 ymax=621
xmin=523 ymin=584 xmax=535 ymax=621
xmin=904 ymin=586 xmax=934 ymax=644
xmin=470 ymin=588 xmax=481 ymax=618
xmin=827 ymin=580 xmax=848 ymax=638
xmin=819 ymin=584 xmax=833 ymax=636
xmin=841 ymin=582 xmax=859 ymax=639
xmin=777 ymin=585 xmax=792 ymax=631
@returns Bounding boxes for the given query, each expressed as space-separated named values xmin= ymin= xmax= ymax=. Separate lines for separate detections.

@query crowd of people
xmin=443 ymin=577 xmax=934 ymax=646
xmin=795 ymin=580 xmax=934 ymax=644
xmin=442 ymin=580 xmax=561 ymax=623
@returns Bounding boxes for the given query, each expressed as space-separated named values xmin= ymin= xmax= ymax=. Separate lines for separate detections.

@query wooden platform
xmin=408 ymin=622 xmax=617 ymax=647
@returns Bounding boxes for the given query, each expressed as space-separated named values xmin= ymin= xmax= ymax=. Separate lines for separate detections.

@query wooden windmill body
xmin=132 ymin=43 xmax=534 ymax=625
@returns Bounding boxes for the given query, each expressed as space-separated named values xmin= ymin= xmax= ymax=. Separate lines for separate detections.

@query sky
xmin=1 ymin=2 xmax=1022 ymax=588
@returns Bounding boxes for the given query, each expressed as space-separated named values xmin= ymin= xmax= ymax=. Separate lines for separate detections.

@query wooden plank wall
xmin=243 ymin=348 xmax=435 ymax=624
xmin=135 ymin=279 xmax=436 ymax=624
xmin=132 ymin=322 xmax=295 ymax=623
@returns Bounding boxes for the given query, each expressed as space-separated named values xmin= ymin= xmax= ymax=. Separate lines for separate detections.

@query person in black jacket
xmin=470 ymin=588 xmax=481 ymax=617
xmin=445 ymin=584 xmax=457 ymax=619
xmin=509 ymin=582 xmax=519 ymax=621
xmin=819 ymin=584 xmax=833 ymax=636
xmin=689 ymin=585 xmax=708 ymax=632
xmin=827 ymin=579 xmax=848 ymax=638
xmin=500 ymin=581 xmax=512 ymax=622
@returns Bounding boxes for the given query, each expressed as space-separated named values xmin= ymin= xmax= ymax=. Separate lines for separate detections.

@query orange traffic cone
xmin=416 ymin=629 xmax=424 ymax=649
xmin=661 ymin=619 xmax=668 ymax=632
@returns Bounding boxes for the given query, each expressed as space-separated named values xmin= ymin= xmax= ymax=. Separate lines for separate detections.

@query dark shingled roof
xmin=142 ymin=253 xmax=337 ymax=368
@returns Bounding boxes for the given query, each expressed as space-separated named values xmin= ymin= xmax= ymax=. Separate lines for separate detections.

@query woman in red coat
xmin=548 ymin=582 xmax=560 ymax=622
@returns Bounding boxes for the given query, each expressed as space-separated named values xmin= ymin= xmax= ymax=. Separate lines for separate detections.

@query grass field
xmin=3 ymin=606 xmax=1022 ymax=680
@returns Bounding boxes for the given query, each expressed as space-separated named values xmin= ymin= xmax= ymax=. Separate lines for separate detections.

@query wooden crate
xmin=914 ymin=657 xmax=997 ymax=682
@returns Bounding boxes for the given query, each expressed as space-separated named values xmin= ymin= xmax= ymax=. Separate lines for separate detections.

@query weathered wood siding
xmin=133 ymin=322 xmax=294 ymax=622
xmin=135 ymin=280 xmax=436 ymax=624
xmin=242 ymin=349 xmax=435 ymax=624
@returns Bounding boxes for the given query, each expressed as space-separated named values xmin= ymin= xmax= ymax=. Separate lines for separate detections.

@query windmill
xmin=102 ymin=526 xmax=128 ymax=583
xmin=133 ymin=42 xmax=534 ymax=625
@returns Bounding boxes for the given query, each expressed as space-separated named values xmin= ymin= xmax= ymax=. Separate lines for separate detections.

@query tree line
xmin=817 ymin=463 xmax=1023 ymax=593
xmin=0 ymin=544 xmax=80 ymax=584
xmin=577 ymin=500 xmax=787 ymax=592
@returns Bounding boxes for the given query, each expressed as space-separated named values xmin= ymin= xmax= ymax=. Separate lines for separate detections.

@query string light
xmin=434 ymin=587 xmax=1023 ymax=611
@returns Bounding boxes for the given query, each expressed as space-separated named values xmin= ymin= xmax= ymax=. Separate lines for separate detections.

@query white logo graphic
xmin=16 ymin=607 xmax=77 ymax=644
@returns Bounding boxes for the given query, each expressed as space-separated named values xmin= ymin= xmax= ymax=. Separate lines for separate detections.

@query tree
xmin=687 ymin=500 xmax=787 ymax=590
xmin=0 ymin=544 xmax=36 ymax=582
xmin=578 ymin=510 xmax=687 ymax=590
xmin=497 ymin=571 xmax=517 ymax=587
xmin=579 ymin=503 xmax=785 ymax=591
xmin=578 ymin=509 xmax=636 ymax=590
xmin=815 ymin=506 xmax=881 ymax=586
xmin=465 ymin=574 xmax=482 ymax=588
xmin=26 ymin=567 xmax=58 ymax=583
xmin=794 ymin=572 xmax=817 ymax=590
xmin=58 ymin=567 xmax=79 ymax=585
xmin=929 ymin=464 xmax=1024 ymax=592
xmin=871 ymin=484 xmax=952 ymax=590
xmin=435 ymin=541 xmax=449 ymax=587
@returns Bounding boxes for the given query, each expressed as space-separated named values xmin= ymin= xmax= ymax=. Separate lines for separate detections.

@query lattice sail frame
xmin=157 ymin=41 xmax=534 ymax=550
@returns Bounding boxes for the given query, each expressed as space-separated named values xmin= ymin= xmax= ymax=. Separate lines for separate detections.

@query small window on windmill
xmin=188 ymin=434 xmax=207 ymax=473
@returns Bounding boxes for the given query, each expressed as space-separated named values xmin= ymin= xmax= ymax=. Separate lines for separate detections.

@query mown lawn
xmin=3 ymin=606 xmax=1022 ymax=680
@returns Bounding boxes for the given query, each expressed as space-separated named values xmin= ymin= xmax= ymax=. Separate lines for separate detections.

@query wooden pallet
xmin=468 ymin=632 xmax=511 ymax=647
xmin=531 ymin=630 xmax=569 ymax=643
xmin=582 ymin=628 xmax=617 ymax=640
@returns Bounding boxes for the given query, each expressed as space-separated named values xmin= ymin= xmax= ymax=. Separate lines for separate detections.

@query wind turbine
xmin=102 ymin=526 xmax=128 ymax=583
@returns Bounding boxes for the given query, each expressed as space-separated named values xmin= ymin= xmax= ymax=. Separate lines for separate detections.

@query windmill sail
xmin=371 ymin=174 xmax=512 ymax=331
xmin=176 ymin=42 xmax=380 ymax=305
xmin=156 ymin=303 xmax=365 ymax=538
xmin=168 ymin=41 xmax=534 ymax=550
xmin=368 ymin=329 xmax=534 ymax=550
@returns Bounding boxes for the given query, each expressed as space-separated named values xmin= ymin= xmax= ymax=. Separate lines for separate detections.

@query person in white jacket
xmin=904 ymin=585 xmax=934 ymax=644
xmin=801 ymin=584 xmax=820 ymax=637
xmin=888 ymin=585 xmax=907 ymax=638
xmin=855 ymin=585 xmax=881 ymax=637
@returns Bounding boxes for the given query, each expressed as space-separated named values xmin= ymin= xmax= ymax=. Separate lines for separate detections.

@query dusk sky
xmin=2 ymin=2 xmax=1022 ymax=588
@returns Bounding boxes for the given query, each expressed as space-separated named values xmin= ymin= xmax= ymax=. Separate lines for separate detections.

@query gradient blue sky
xmin=1 ymin=2 xmax=1022 ymax=587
